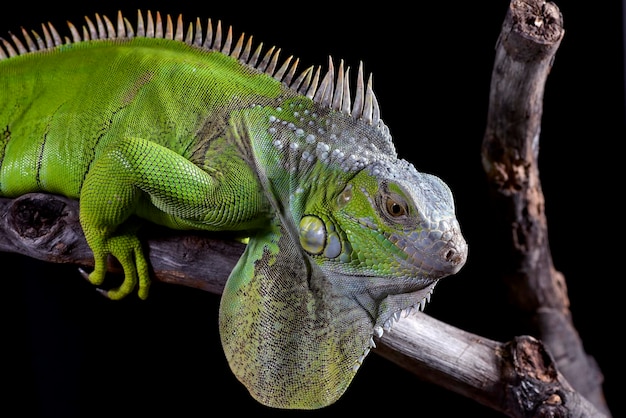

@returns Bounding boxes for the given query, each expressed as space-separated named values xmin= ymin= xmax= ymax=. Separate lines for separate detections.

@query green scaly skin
xmin=0 ymin=11 xmax=468 ymax=409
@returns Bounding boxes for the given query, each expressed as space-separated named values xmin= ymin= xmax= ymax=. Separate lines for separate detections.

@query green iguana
xmin=0 ymin=10 xmax=468 ymax=409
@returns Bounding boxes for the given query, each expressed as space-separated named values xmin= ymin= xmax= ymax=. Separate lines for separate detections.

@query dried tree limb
xmin=0 ymin=193 xmax=242 ymax=295
xmin=481 ymin=1 xmax=609 ymax=416
xmin=0 ymin=193 xmax=608 ymax=417
xmin=377 ymin=313 xmax=603 ymax=417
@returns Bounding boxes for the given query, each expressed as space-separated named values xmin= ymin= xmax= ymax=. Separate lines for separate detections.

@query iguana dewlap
xmin=0 ymin=10 xmax=468 ymax=409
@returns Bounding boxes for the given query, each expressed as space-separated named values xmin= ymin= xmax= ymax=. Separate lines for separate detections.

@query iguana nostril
xmin=444 ymin=248 xmax=457 ymax=262
xmin=447 ymin=240 xmax=468 ymax=269
xmin=444 ymin=247 xmax=466 ymax=266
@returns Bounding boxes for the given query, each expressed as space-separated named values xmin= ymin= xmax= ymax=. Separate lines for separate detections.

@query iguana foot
xmin=80 ymin=233 xmax=151 ymax=300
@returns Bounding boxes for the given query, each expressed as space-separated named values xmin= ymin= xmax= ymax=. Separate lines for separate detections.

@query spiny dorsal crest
xmin=0 ymin=10 xmax=388 ymax=133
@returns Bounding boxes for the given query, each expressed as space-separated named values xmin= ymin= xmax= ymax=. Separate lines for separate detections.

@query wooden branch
xmin=376 ymin=314 xmax=603 ymax=417
xmin=481 ymin=1 xmax=609 ymax=416
xmin=0 ymin=193 xmax=607 ymax=417
xmin=0 ymin=193 xmax=243 ymax=295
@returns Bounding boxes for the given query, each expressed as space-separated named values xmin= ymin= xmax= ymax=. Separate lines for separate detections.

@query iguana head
xmin=300 ymin=155 xmax=467 ymax=327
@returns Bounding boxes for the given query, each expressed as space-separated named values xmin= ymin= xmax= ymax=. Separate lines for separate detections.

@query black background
xmin=2 ymin=1 xmax=624 ymax=417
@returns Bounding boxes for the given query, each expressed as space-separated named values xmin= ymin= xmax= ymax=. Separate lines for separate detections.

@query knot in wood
xmin=10 ymin=194 xmax=67 ymax=239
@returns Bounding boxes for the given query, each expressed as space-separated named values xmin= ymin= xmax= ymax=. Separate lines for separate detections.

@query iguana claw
xmin=77 ymin=267 xmax=114 ymax=299
xmin=78 ymin=267 xmax=90 ymax=280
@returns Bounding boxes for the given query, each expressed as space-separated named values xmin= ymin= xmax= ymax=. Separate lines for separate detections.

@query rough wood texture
xmin=0 ymin=1 xmax=611 ymax=416
xmin=376 ymin=313 xmax=603 ymax=417
xmin=481 ymin=1 xmax=608 ymax=416
xmin=0 ymin=193 xmax=243 ymax=295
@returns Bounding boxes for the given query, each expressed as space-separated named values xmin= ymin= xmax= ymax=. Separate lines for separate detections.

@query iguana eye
xmin=385 ymin=196 xmax=406 ymax=217
xmin=376 ymin=185 xmax=416 ymax=228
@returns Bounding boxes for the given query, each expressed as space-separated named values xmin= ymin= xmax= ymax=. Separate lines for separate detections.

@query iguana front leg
xmin=79 ymin=136 xmax=224 ymax=300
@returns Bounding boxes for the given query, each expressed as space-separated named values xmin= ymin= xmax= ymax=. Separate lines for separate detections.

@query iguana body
xmin=0 ymin=11 xmax=468 ymax=409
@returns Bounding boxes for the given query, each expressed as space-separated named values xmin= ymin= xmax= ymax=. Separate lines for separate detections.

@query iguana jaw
xmin=324 ymin=267 xmax=439 ymax=333
xmin=350 ymin=281 xmax=438 ymax=368
xmin=377 ymin=281 xmax=437 ymax=331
